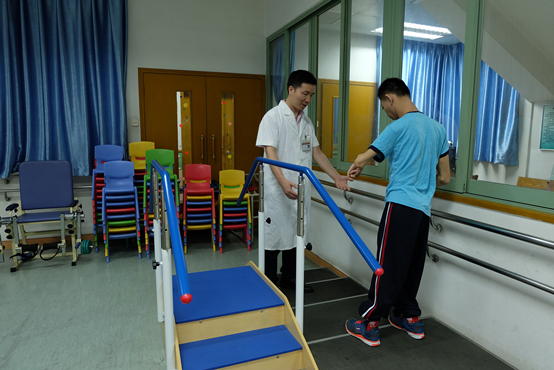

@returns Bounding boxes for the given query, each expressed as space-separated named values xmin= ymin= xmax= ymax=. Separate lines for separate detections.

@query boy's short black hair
xmin=287 ymin=70 xmax=317 ymax=90
xmin=377 ymin=78 xmax=411 ymax=99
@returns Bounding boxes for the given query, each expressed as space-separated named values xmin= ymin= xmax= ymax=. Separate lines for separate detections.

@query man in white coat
xmin=256 ymin=70 xmax=351 ymax=292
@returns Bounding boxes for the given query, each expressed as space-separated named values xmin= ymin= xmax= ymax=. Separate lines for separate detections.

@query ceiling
xmin=318 ymin=0 xmax=554 ymax=54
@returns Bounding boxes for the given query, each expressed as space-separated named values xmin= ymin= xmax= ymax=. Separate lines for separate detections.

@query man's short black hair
xmin=287 ymin=70 xmax=317 ymax=90
xmin=377 ymin=78 xmax=411 ymax=99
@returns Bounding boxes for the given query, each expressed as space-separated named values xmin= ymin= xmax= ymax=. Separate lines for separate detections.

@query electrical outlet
xmin=131 ymin=118 xmax=139 ymax=127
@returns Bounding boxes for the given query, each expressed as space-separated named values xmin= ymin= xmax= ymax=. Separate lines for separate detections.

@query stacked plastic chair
xmin=182 ymin=164 xmax=216 ymax=253
xmin=101 ymin=161 xmax=141 ymax=262
xmin=129 ymin=141 xmax=155 ymax=245
xmin=92 ymin=145 xmax=124 ymax=251
xmin=218 ymin=170 xmax=251 ymax=252
xmin=143 ymin=149 xmax=180 ymax=258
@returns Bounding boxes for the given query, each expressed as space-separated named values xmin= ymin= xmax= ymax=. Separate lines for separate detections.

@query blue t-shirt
xmin=370 ymin=112 xmax=449 ymax=217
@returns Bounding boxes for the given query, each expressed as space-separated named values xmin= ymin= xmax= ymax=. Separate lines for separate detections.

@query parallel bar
xmin=312 ymin=192 xmax=554 ymax=297
xmin=239 ymin=157 xmax=383 ymax=276
xmin=427 ymin=242 xmax=554 ymax=296
xmin=319 ymin=179 xmax=554 ymax=252
xmin=312 ymin=198 xmax=378 ymax=227
xmin=150 ymin=160 xmax=191 ymax=304
xmin=431 ymin=210 xmax=554 ymax=252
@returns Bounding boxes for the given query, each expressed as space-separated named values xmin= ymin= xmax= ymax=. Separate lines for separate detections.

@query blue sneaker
xmin=388 ymin=312 xmax=425 ymax=339
xmin=345 ymin=319 xmax=380 ymax=347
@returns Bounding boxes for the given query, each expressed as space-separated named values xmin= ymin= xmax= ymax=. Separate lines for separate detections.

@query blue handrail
xmin=237 ymin=157 xmax=384 ymax=276
xmin=150 ymin=160 xmax=192 ymax=304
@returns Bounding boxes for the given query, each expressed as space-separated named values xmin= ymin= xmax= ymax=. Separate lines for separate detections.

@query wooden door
xmin=142 ymin=72 xmax=207 ymax=170
xmin=140 ymin=69 xmax=265 ymax=181
xmin=206 ymin=76 xmax=264 ymax=180
xmin=317 ymin=79 xmax=375 ymax=162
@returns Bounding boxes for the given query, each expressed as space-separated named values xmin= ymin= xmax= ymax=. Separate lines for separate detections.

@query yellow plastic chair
xmin=129 ymin=141 xmax=155 ymax=249
xmin=218 ymin=170 xmax=251 ymax=252
xmin=129 ymin=141 xmax=155 ymax=170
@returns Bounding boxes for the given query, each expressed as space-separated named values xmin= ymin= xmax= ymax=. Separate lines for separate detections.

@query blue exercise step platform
xmin=179 ymin=325 xmax=302 ymax=370
xmin=172 ymin=265 xmax=284 ymax=324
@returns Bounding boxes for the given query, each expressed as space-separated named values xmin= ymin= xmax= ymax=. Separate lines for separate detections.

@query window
xmin=467 ymin=0 xmax=554 ymax=209
xmin=402 ymin=0 xmax=467 ymax=180
xmin=266 ymin=0 xmax=554 ymax=213
xmin=269 ymin=34 xmax=286 ymax=109
xmin=345 ymin=0 xmax=384 ymax=168
xmin=317 ymin=3 xmax=342 ymax=162
xmin=291 ymin=22 xmax=310 ymax=72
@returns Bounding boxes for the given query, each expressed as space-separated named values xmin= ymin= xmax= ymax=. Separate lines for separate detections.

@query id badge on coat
xmin=302 ymin=135 xmax=311 ymax=152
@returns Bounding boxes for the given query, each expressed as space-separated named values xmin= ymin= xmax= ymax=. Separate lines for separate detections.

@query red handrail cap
xmin=375 ymin=268 xmax=384 ymax=277
xmin=181 ymin=294 xmax=193 ymax=304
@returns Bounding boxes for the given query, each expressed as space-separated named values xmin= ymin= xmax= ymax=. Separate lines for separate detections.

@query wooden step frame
xmin=172 ymin=261 xmax=318 ymax=370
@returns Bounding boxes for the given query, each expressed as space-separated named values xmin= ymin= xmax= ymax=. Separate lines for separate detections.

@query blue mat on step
xmin=173 ymin=265 xmax=284 ymax=324
xmin=179 ymin=325 xmax=301 ymax=370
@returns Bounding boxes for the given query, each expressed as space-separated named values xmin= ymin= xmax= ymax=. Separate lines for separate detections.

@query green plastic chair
xmin=143 ymin=149 xmax=180 ymax=256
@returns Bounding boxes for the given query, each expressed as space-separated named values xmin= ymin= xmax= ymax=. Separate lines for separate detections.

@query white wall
xmin=318 ymin=29 xmax=379 ymax=83
xmin=310 ymin=171 xmax=554 ymax=370
xmin=126 ymin=0 xmax=266 ymax=143
xmin=473 ymin=101 xmax=554 ymax=184
xmin=293 ymin=23 xmax=310 ymax=71
xmin=350 ymin=33 xmax=378 ymax=82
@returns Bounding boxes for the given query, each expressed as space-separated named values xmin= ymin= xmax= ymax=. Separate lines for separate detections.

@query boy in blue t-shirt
xmin=345 ymin=78 xmax=451 ymax=347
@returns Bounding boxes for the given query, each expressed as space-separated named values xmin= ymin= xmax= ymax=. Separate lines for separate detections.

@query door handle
xmin=200 ymin=135 xmax=204 ymax=163
xmin=211 ymin=134 xmax=216 ymax=159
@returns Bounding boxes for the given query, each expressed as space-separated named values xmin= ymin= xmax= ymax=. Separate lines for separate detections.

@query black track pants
xmin=358 ymin=202 xmax=429 ymax=321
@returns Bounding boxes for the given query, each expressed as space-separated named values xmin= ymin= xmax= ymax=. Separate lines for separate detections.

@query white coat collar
xmin=279 ymin=100 xmax=306 ymax=137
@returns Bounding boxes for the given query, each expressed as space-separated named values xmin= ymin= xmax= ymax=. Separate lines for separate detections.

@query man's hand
xmin=280 ymin=179 xmax=298 ymax=199
xmin=347 ymin=163 xmax=363 ymax=178
xmin=334 ymin=175 xmax=352 ymax=191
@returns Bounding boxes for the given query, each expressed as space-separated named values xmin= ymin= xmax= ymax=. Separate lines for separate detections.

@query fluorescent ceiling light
xmin=404 ymin=22 xmax=451 ymax=34
xmin=371 ymin=22 xmax=452 ymax=40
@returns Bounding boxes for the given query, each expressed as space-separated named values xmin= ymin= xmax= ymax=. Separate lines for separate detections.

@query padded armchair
xmin=4 ymin=161 xmax=82 ymax=272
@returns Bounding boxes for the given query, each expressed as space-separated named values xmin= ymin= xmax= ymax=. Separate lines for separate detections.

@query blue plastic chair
xmin=101 ymin=161 xmax=141 ymax=262
xmin=92 ymin=145 xmax=124 ymax=251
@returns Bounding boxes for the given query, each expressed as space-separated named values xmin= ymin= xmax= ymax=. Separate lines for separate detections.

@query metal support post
xmin=76 ymin=210 xmax=82 ymax=256
xmin=11 ymin=217 xmax=20 ymax=270
xmin=153 ymin=169 xmax=164 ymax=323
xmin=258 ymin=164 xmax=265 ymax=273
xmin=161 ymin=187 xmax=176 ymax=370
xmin=296 ymin=174 xmax=305 ymax=332
xmin=60 ymin=213 xmax=66 ymax=256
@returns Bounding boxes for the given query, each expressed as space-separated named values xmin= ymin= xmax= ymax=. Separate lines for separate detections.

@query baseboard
xmin=304 ymin=249 xmax=347 ymax=278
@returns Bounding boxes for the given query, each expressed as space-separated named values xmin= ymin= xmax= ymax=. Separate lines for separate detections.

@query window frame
xmin=264 ymin=0 xmax=554 ymax=216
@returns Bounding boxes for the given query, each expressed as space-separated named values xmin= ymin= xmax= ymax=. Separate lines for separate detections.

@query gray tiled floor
xmin=0 ymin=235 xmax=514 ymax=370
xmin=0 ymin=232 xmax=318 ymax=370
xmin=299 ymin=268 xmax=515 ymax=370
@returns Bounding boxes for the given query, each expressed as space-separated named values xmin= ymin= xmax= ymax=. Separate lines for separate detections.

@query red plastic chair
xmin=183 ymin=164 xmax=216 ymax=253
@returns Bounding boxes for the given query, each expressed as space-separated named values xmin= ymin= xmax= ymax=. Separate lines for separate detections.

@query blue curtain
xmin=399 ymin=39 xmax=518 ymax=165
xmin=270 ymin=35 xmax=285 ymax=105
xmin=290 ymin=30 xmax=296 ymax=73
xmin=0 ymin=0 xmax=128 ymax=178
xmin=402 ymin=40 xmax=464 ymax=149
xmin=474 ymin=62 xmax=520 ymax=165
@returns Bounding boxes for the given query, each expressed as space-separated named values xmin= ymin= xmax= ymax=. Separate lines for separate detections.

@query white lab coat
xmin=255 ymin=100 xmax=319 ymax=251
